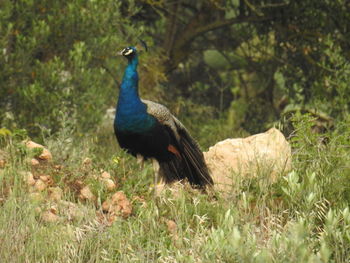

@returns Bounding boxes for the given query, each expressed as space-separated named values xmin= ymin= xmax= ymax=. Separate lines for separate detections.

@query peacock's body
xmin=114 ymin=46 xmax=213 ymax=188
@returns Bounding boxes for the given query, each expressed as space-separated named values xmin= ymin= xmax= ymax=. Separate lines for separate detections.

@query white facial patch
xmin=123 ymin=49 xmax=133 ymax=56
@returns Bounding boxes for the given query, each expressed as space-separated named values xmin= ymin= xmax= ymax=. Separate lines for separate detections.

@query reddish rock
xmin=102 ymin=191 xmax=132 ymax=221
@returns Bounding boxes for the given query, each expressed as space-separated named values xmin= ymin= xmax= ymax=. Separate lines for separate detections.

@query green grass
xmin=1 ymin=115 xmax=350 ymax=262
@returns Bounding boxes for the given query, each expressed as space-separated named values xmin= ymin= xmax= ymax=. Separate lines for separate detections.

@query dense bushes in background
xmin=0 ymin=0 xmax=148 ymax=135
xmin=1 ymin=0 xmax=350 ymax=140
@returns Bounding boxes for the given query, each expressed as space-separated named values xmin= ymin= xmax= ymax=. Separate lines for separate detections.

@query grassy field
xmin=1 ymin=116 xmax=350 ymax=262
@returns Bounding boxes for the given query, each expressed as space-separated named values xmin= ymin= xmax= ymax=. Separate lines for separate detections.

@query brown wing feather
xmin=142 ymin=99 xmax=213 ymax=187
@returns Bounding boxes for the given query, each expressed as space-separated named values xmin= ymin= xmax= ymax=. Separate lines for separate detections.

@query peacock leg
xmin=136 ymin=154 xmax=144 ymax=169
xmin=152 ymin=158 xmax=160 ymax=195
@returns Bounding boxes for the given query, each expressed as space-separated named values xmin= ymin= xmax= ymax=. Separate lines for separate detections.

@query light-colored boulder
xmin=204 ymin=128 xmax=291 ymax=194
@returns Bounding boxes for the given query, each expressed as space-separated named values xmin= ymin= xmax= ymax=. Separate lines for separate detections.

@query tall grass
xmin=1 ymin=114 xmax=350 ymax=262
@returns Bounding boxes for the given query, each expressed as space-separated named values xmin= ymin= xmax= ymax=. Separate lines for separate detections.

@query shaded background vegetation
xmin=1 ymin=0 xmax=350 ymax=145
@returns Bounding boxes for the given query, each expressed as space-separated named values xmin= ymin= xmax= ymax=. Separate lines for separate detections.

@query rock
xmin=166 ymin=219 xmax=177 ymax=235
xmin=40 ymin=175 xmax=53 ymax=185
xmin=82 ymin=157 xmax=92 ymax=166
xmin=26 ymin=172 xmax=36 ymax=186
xmin=99 ymin=171 xmax=117 ymax=191
xmin=0 ymin=159 xmax=5 ymax=169
xmin=165 ymin=219 xmax=179 ymax=245
xmin=204 ymin=128 xmax=291 ymax=194
xmin=102 ymin=191 xmax=132 ymax=221
xmin=101 ymin=171 xmax=111 ymax=179
xmin=0 ymin=150 xmax=7 ymax=168
xmin=41 ymin=209 xmax=59 ymax=223
xmin=54 ymin=165 xmax=62 ymax=171
xmin=48 ymin=187 xmax=63 ymax=201
xmin=79 ymin=186 xmax=96 ymax=202
xmin=104 ymin=179 xmax=117 ymax=191
xmin=34 ymin=179 xmax=47 ymax=192
xmin=25 ymin=140 xmax=52 ymax=161
xmin=30 ymin=158 xmax=40 ymax=166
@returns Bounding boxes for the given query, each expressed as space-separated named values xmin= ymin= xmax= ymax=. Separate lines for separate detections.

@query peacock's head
xmin=119 ymin=46 xmax=137 ymax=59
xmin=119 ymin=40 xmax=148 ymax=60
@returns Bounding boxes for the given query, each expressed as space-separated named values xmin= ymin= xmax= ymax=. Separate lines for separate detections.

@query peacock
xmin=114 ymin=45 xmax=213 ymax=189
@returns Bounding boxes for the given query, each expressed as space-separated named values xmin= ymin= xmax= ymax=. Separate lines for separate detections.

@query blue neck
xmin=118 ymin=56 xmax=141 ymax=105
xmin=115 ymin=55 xmax=155 ymax=132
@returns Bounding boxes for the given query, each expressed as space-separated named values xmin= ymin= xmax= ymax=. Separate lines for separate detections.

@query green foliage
xmin=0 ymin=0 xmax=148 ymax=136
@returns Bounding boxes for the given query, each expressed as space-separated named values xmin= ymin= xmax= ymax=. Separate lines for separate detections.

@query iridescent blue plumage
xmin=115 ymin=47 xmax=156 ymax=133
xmin=114 ymin=46 xmax=213 ymax=188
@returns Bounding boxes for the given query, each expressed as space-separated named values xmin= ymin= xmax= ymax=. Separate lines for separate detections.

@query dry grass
xmin=1 ymin=115 xmax=350 ymax=262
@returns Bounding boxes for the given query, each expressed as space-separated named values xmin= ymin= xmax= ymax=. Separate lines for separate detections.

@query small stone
xmin=48 ymin=187 xmax=63 ymax=201
xmin=166 ymin=219 xmax=177 ymax=235
xmin=111 ymin=191 xmax=132 ymax=218
xmin=102 ymin=199 xmax=112 ymax=212
xmin=30 ymin=158 xmax=40 ymax=166
xmin=166 ymin=219 xmax=179 ymax=244
xmin=38 ymin=149 xmax=52 ymax=161
xmin=0 ymin=159 xmax=5 ymax=168
xmin=104 ymin=179 xmax=117 ymax=191
xmin=26 ymin=172 xmax=36 ymax=186
xmin=79 ymin=186 xmax=96 ymax=201
xmin=34 ymin=179 xmax=47 ymax=192
xmin=101 ymin=171 xmax=111 ymax=179
xmin=39 ymin=175 xmax=53 ymax=186
xmin=41 ymin=210 xmax=59 ymax=223
xmin=101 ymin=191 xmax=132 ymax=222
xmin=75 ymin=180 xmax=84 ymax=188
xmin=54 ymin=165 xmax=62 ymax=171
xmin=40 ymin=175 xmax=48 ymax=182
xmin=82 ymin=157 xmax=92 ymax=166
xmin=49 ymin=205 xmax=58 ymax=214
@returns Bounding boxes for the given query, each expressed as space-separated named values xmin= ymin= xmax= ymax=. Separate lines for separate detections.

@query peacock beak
xmin=118 ymin=50 xmax=124 ymax=56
